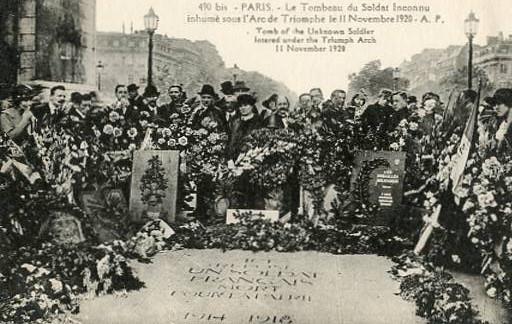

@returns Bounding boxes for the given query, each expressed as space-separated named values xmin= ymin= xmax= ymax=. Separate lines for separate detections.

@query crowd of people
xmin=2 ymin=79 xmax=512 ymax=171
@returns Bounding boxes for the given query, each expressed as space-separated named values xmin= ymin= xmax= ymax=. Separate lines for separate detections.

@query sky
xmin=96 ymin=0 xmax=512 ymax=95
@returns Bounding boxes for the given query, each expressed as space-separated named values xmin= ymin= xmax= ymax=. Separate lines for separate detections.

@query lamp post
xmin=96 ymin=61 xmax=104 ymax=91
xmin=392 ymin=67 xmax=401 ymax=91
xmin=464 ymin=11 xmax=479 ymax=90
xmin=144 ymin=7 xmax=159 ymax=87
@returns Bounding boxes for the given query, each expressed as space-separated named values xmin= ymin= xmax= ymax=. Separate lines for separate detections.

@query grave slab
xmin=76 ymin=249 xmax=425 ymax=324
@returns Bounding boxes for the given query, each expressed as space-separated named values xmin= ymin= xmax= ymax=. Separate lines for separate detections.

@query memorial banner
xmin=350 ymin=150 xmax=406 ymax=224
xmin=129 ymin=150 xmax=179 ymax=223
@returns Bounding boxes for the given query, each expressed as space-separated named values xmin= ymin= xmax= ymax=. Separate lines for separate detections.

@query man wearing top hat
xmin=127 ymin=83 xmax=145 ymax=110
xmin=190 ymin=84 xmax=227 ymax=133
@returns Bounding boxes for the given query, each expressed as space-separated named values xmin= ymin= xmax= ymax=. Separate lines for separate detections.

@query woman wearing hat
xmin=0 ymin=85 xmax=36 ymax=143
xmin=227 ymin=94 xmax=262 ymax=159
xmin=493 ymin=88 xmax=512 ymax=153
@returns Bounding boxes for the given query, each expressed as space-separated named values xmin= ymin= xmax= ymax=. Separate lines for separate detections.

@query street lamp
xmin=465 ymin=11 xmax=479 ymax=90
xmin=96 ymin=61 xmax=104 ymax=91
xmin=392 ymin=67 xmax=401 ymax=90
xmin=233 ymin=64 xmax=240 ymax=83
xmin=144 ymin=7 xmax=159 ymax=87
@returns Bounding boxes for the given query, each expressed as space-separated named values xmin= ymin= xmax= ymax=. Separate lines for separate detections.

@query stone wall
xmin=0 ymin=0 xmax=19 ymax=85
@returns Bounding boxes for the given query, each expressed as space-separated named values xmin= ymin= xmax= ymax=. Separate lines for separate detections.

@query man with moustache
xmin=111 ymin=84 xmax=138 ymax=124
xmin=296 ymin=93 xmax=312 ymax=113
xmin=155 ymin=84 xmax=188 ymax=125
xmin=217 ymin=82 xmax=239 ymax=132
xmin=265 ymin=95 xmax=290 ymax=129
xmin=140 ymin=85 xmax=163 ymax=123
xmin=190 ymin=84 xmax=227 ymax=133
xmin=168 ymin=84 xmax=186 ymax=107
xmin=224 ymin=94 xmax=239 ymax=129
xmin=32 ymin=85 xmax=66 ymax=129
xmin=322 ymin=89 xmax=352 ymax=129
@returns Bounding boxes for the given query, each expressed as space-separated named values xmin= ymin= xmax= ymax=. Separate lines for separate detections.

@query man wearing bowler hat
xmin=190 ymin=84 xmax=227 ymax=132
xmin=127 ymin=83 xmax=144 ymax=109
xmin=140 ymin=85 xmax=164 ymax=123
xmin=217 ymin=81 xmax=239 ymax=129
xmin=233 ymin=80 xmax=251 ymax=96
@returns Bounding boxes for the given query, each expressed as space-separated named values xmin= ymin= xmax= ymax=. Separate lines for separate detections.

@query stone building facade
xmin=96 ymin=30 xmax=225 ymax=98
xmin=400 ymin=32 xmax=512 ymax=96
xmin=474 ymin=32 xmax=512 ymax=89
xmin=0 ymin=0 xmax=96 ymax=85
xmin=96 ymin=29 xmax=296 ymax=102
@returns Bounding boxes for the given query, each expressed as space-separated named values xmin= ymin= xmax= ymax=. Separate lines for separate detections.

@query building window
xmin=500 ymin=63 xmax=508 ymax=74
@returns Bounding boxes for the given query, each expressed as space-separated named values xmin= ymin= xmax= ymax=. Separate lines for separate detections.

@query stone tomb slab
xmin=76 ymin=250 xmax=424 ymax=324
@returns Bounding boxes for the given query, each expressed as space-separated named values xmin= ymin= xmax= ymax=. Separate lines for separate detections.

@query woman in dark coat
xmin=227 ymin=94 xmax=262 ymax=160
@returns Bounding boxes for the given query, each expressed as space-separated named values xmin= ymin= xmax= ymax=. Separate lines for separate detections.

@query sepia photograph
xmin=1 ymin=0 xmax=512 ymax=323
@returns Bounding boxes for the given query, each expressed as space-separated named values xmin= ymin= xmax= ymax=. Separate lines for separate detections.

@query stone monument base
xmin=76 ymin=249 xmax=424 ymax=324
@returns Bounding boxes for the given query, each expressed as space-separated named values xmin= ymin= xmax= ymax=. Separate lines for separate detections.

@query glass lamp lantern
xmin=464 ymin=11 xmax=479 ymax=38
xmin=144 ymin=7 xmax=159 ymax=33
xmin=392 ymin=67 xmax=401 ymax=80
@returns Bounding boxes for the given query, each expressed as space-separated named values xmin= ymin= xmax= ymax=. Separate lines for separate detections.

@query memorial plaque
xmin=129 ymin=150 xmax=179 ymax=223
xmin=80 ymin=189 xmax=128 ymax=242
xmin=350 ymin=151 xmax=406 ymax=224
xmin=45 ymin=211 xmax=85 ymax=245
xmin=77 ymin=250 xmax=423 ymax=324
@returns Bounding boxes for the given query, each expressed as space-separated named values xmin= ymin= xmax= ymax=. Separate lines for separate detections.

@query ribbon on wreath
xmin=0 ymin=158 xmax=41 ymax=184
xmin=414 ymin=204 xmax=442 ymax=255
xmin=140 ymin=128 xmax=153 ymax=150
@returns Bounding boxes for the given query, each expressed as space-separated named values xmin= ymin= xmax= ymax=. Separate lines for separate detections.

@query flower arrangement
xmin=0 ymin=242 xmax=143 ymax=323
xmin=391 ymin=252 xmax=486 ymax=324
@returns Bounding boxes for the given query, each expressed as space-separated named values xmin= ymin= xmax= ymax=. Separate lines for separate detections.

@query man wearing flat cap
xmin=190 ymin=84 xmax=227 ymax=133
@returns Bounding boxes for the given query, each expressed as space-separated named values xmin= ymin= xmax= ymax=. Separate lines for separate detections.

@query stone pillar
xmin=18 ymin=0 xmax=37 ymax=82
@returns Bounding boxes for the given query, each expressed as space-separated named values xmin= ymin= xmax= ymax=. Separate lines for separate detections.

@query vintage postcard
xmin=1 ymin=0 xmax=512 ymax=323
